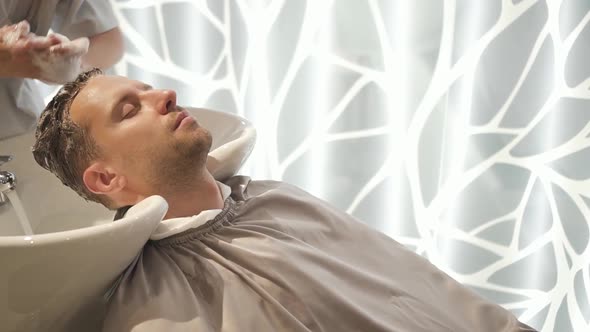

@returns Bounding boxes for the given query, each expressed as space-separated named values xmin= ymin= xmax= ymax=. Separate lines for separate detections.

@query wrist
xmin=0 ymin=48 xmax=40 ymax=79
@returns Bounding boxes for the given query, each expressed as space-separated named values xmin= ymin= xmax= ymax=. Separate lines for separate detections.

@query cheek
xmin=100 ymin=126 xmax=166 ymax=165
xmin=115 ymin=119 xmax=168 ymax=150
xmin=113 ymin=143 xmax=156 ymax=179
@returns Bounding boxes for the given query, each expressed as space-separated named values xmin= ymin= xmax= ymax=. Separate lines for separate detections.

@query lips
xmin=173 ymin=110 xmax=189 ymax=130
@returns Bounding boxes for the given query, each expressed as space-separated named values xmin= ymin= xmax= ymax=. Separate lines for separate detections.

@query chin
xmin=177 ymin=132 xmax=211 ymax=164
xmin=195 ymin=127 xmax=213 ymax=154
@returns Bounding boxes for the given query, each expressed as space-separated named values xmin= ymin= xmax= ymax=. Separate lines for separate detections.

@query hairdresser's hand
xmin=33 ymin=33 xmax=90 ymax=84
xmin=0 ymin=21 xmax=61 ymax=79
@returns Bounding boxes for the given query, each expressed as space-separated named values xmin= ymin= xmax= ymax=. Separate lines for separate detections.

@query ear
xmin=82 ymin=162 xmax=126 ymax=196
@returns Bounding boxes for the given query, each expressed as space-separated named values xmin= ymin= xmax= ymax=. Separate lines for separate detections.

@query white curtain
xmin=110 ymin=1 xmax=590 ymax=330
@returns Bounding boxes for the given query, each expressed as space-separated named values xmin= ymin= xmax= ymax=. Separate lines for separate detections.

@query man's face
xmin=69 ymin=75 xmax=212 ymax=195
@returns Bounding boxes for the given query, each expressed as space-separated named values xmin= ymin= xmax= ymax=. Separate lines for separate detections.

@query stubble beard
xmin=147 ymin=128 xmax=213 ymax=194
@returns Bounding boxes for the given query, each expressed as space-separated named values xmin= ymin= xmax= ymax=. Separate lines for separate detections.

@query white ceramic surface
xmin=198 ymin=107 xmax=257 ymax=182
xmin=0 ymin=196 xmax=167 ymax=332
xmin=0 ymin=108 xmax=256 ymax=331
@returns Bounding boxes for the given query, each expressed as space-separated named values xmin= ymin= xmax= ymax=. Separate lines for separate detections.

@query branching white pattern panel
xmin=111 ymin=0 xmax=590 ymax=330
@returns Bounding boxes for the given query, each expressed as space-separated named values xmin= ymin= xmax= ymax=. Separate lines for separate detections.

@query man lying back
xmin=32 ymin=69 xmax=536 ymax=332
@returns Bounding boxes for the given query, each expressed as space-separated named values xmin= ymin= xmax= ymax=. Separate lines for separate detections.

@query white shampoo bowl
xmin=0 ymin=108 xmax=256 ymax=331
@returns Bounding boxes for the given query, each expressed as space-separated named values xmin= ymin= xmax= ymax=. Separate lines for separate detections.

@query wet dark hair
xmin=32 ymin=68 xmax=113 ymax=208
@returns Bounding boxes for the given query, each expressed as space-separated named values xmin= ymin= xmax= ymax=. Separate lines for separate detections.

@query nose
xmin=146 ymin=89 xmax=177 ymax=115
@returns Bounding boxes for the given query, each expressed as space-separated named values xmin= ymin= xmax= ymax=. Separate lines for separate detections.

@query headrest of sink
xmin=119 ymin=195 xmax=168 ymax=223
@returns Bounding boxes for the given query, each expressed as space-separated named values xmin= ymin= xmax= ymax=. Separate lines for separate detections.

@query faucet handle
xmin=0 ymin=155 xmax=13 ymax=167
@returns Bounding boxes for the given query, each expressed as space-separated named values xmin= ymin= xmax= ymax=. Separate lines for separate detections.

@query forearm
xmin=0 ymin=50 xmax=34 ymax=77
xmin=82 ymin=27 xmax=124 ymax=70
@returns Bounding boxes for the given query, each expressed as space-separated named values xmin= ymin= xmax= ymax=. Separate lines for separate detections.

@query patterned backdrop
xmin=109 ymin=0 xmax=590 ymax=330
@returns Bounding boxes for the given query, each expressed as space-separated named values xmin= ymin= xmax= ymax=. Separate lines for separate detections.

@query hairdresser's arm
xmin=81 ymin=27 xmax=124 ymax=70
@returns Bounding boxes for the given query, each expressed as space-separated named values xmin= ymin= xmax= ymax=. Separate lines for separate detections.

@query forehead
xmin=69 ymin=75 xmax=138 ymax=127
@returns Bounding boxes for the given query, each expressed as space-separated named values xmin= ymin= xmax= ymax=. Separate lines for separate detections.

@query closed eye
xmin=121 ymin=103 xmax=139 ymax=119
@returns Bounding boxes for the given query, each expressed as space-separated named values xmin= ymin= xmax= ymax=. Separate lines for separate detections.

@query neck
xmin=160 ymin=171 xmax=224 ymax=219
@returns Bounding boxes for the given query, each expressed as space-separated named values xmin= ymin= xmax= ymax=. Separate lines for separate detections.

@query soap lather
xmin=1 ymin=20 xmax=89 ymax=84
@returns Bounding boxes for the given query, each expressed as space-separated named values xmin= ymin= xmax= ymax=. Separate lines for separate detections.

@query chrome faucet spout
xmin=0 ymin=155 xmax=13 ymax=167
xmin=0 ymin=170 xmax=16 ymax=204
xmin=0 ymin=171 xmax=16 ymax=192
xmin=0 ymin=154 xmax=15 ymax=204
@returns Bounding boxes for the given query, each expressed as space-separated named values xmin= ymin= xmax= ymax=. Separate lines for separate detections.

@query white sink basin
xmin=0 ymin=108 xmax=256 ymax=331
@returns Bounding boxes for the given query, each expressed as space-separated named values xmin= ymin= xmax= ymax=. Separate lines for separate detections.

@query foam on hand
xmin=32 ymin=33 xmax=89 ymax=84
xmin=0 ymin=20 xmax=33 ymax=44
xmin=1 ymin=20 xmax=89 ymax=84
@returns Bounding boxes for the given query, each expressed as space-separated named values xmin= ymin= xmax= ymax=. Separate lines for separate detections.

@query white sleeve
xmin=51 ymin=0 xmax=119 ymax=40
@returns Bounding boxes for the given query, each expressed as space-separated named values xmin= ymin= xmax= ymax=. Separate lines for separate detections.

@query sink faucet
xmin=0 ymin=155 xmax=12 ymax=165
xmin=0 ymin=155 xmax=15 ymax=205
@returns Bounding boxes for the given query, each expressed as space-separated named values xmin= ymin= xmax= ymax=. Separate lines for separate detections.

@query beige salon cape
xmin=103 ymin=176 xmax=535 ymax=332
